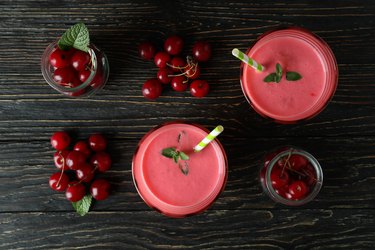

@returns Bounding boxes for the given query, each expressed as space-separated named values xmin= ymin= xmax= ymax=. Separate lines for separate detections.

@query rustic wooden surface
xmin=0 ymin=0 xmax=374 ymax=249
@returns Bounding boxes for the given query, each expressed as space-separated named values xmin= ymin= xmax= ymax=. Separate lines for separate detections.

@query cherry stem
xmin=279 ymin=150 xmax=318 ymax=182
xmin=166 ymin=63 xmax=189 ymax=71
xmin=280 ymin=150 xmax=293 ymax=177
xmin=56 ymin=151 xmax=65 ymax=188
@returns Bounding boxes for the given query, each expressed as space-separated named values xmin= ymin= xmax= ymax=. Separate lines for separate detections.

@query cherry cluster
xmin=49 ymin=131 xmax=111 ymax=202
xmin=262 ymin=153 xmax=317 ymax=200
xmin=138 ymin=35 xmax=212 ymax=99
xmin=49 ymin=47 xmax=103 ymax=96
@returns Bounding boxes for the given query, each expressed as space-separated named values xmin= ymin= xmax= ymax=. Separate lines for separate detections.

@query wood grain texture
xmin=1 ymin=210 xmax=374 ymax=249
xmin=0 ymin=0 xmax=374 ymax=249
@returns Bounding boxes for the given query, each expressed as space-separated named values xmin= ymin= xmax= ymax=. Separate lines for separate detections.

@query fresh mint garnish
xmin=286 ymin=71 xmax=302 ymax=81
xmin=58 ymin=23 xmax=90 ymax=52
xmin=72 ymin=195 xmax=92 ymax=216
xmin=161 ymin=147 xmax=190 ymax=174
xmin=263 ymin=63 xmax=302 ymax=83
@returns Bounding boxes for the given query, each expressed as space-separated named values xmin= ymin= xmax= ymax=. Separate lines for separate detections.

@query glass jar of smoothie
xmin=240 ymin=27 xmax=338 ymax=123
xmin=41 ymin=41 xmax=109 ymax=97
xmin=260 ymin=146 xmax=323 ymax=206
xmin=132 ymin=121 xmax=228 ymax=218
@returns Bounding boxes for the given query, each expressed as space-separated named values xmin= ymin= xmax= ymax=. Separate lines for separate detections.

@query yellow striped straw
xmin=232 ymin=48 xmax=264 ymax=72
xmin=194 ymin=125 xmax=224 ymax=152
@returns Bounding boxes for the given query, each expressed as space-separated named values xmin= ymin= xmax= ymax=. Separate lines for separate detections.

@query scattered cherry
xmin=288 ymin=181 xmax=309 ymax=200
xmin=74 ymin=141 xmax=91 ymax=157
xmin=89 ymin=133 xmax=107 ymax=152
xmin=142 ymin=78 xmax=163 ymax=100
xmin=139 ymin=41 xmax=156 ymax=60
xmin=164 ymin=35 xmax=184 ymax=55
xmin=51 ymin=131 xmax=71 ymax=150
xmin=49 ymin=48 xmax=71 ymax=68
xmin=157 ymin=68 xmax=173 ymax=84
xmin=49 ymin=172 xmax=69 ymax=192
xmin=71 ymin=50 xmax=90 ymax=71
xmin=90 ymin=179 xmax=111 ymax=200
xmin=171 ymin=76 xmax=188 ymax=92
xmin=169 ymin=57 xmax=186 ymax=72
xmin=190 ymin=80 xmax=209 ymax=97
xmin=154 ymin=51 xmax=170 ymax=68
xmin=66 ymin=151 xmax=86 ymax=170
xmin=76 ymin=163 xmax=95 ymax=183
xmin=91 ymin=152 xmax=111 ymax=172
xmin=53 ymin=150 xmax=70 ymax=170
xmin=66 ymin=181 xmax=86 ymax=202
xmin=192 ymin=41 xmax=212 ymax=62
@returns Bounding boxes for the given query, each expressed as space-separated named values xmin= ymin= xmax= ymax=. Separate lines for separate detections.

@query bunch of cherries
xmin=49 ymin=47 xmax=103 ymax=96
xmin=49 ymin=131 xmax=111 ymax=202
xmin=262 ymin=152 xmax=317 ymax=201
xmin=138 ymin=35 xmax=212 ymax=99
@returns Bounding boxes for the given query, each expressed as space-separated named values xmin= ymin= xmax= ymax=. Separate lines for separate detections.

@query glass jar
xmin=260 ymin=146 xmax=323 ymax=206
xmin=240 ymin=27 xmax=338 ymax=123
xmin=41 ymin=41 xmax=109 ymax=97
xmin=132 ymin=121 xmax=228 ymax=218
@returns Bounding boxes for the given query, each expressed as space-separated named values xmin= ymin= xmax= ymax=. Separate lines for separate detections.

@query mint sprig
xmin=264 ymin=63 xmax=302 ymax=83
xmin=72 ymin=195 xmax=92 ymax=216
xmin=162 ymin=147 xmax=190 ymax=164
xmin=58 ymin=23 xmax=90 ymax=52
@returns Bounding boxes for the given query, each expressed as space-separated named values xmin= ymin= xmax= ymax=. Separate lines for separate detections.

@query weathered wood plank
xmin=0 ymin=137 xmax=373 ymax=212
xmin=1 ymin=209 xmax=374 ymax=249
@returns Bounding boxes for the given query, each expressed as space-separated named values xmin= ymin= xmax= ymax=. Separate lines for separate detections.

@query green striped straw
xmin=194 ymin=125 xmax=224 ymax=152
xmin=232 ymin=48 xmax=264 ymax=72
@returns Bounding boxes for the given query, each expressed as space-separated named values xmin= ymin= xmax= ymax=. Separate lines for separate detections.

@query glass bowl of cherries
xmin=260 ymin=147 xmax=323 ymax=206
xmin=41 ymin=23 xmax=109 ymax=98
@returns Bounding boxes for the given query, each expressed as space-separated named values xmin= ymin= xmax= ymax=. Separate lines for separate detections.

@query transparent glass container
xmin=41 ymin=41 xmax=109 ymax=98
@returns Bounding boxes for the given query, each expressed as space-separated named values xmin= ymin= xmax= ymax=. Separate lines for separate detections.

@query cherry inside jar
xmin=260 ymin=147 xmax=323 ymax=206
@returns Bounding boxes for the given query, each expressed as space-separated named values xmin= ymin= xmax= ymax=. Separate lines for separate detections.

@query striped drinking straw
xmin=232 ymin=48 xmax=264 ymax=72
xmin=194 ymin=125 xmax=224 ymax=152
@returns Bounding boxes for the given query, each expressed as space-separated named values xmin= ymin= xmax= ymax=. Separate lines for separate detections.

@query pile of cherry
xmin=49 ymin=131 xmax=111 ymax=202
xmin=263 ymin=153 xmax=317 ymax=200
xmin=138 ymin=35 xmax=212 ymax=99
xmin=49 ymin=47 xmax=102 ymax=96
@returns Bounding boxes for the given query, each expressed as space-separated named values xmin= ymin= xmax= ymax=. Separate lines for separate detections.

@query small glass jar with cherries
xmin=41 ymin=23 xmax=109 ymax=97
xmin=260 ymin=146 xmax=323 ymax=206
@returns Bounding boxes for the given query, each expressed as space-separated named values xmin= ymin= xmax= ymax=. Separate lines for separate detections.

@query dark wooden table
xmin=1 ymin=0 xmax=374 ymax=249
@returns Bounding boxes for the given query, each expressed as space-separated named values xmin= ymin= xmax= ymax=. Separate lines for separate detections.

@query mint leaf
xmin=58 ymin=23 xmax=90 ymax=52
xmin=72 ymin=195 xmax=92 ymax=216
xmin=264 ymin=73 xmax=277 ymax=83
xmin=162 ymin=147 xmax=177 ymax=158
xmin=276 ymin=63 xmax=282 ymax=83
xmin=173 ymin=154 xmax=179 ymax=163
xmin=179 ymin=152 xmax=190 ymax=161
xmin=179 ymin=162 xmax=189 ymax=175
xmin=286 ymin=72 xmax=302 ymax=81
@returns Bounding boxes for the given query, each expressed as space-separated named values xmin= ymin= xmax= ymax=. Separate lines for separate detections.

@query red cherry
xmin=49 ymin=172 xmax=69 ymax=192
xmin=65 ymin=77 xmax=86 ymax=97
xmin=288 ymin=181 xmax=309 ymax=200
xmin=169 ymin=57 xmax=186 ymax=72
xmin=138 ymin=41 xmax=156 ymax=60
xmin=192 ymin=41 xmax=212 ymax=62
xmin=289 ymin=154 xmax=308 ymax=170
xmin=76 ymin=163 xmax=95 ymax=183
xmin=88 ymin=133 xmax=107 ymax=152
xmin=274 ymin=187 xmax=292 ymax=199
xmin=90 ymin=179 xmax=111 ymax=200
xmin=49 ymin=48 xmax=71 ymax=68
xmin=90 ymin=72 xmax=104 ymax=89
xmin=270 ymin=168 xmax=290 ymax=189
xmin=53 ymin=67 xmax=75 ymax=85
xmin=157 ymin=68 xmax=173 ymax=84
xmin=90 ymin=152 xmax=111 ymax=172
xmin=142 ymin=78 xmax=163 ymax=100
xmin=154 ymin=52 xmax=170 ymax=68
xmin=79 ymin=70 xmax=91 ymax=82
xmin=73 ymin=141 xmax=91 ymax=157
xmin=50 ymin=131 xmax=71 ymax=150
xmin=53 ymin=150 xmax=70 ymax=170
xmin=184 ymin=64 xmax=200 ymax=79
xmin=66 ymin=151 xmax=86 ymax=170
xmin=71 ymin=50 xmax=90 ymax=71
xmin=66 ymin=181 xmax=86 ymax=202
xmin=164 ymin=35 xmax=184 ymax=55
xmin=171 ymin=76 xmax=188 ymax=92
xmin=190 ymin=80 xmax=209 ymax=98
